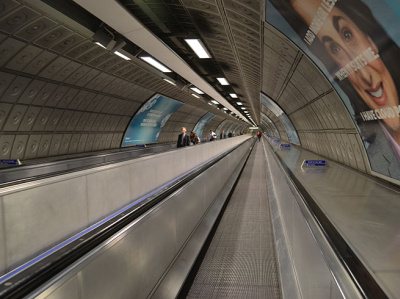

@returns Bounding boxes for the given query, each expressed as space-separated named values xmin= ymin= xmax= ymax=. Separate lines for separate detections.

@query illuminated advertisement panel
xmin=216 ymin=119 xmax=229 ymax=137
xmin=261 ymin=112 xmax=280 ymax=138
xmin=261 ymin=93 xmax=300 ymax=144
xmin=266 ymin=0 xmax=400 ymax=180
xmin=193 ymin=112 xmax=215 ymax=138
xmin=122 ymin=94 xmax=182 ymax=146
xmin=226 ymin=122 xmax=238 ymax=136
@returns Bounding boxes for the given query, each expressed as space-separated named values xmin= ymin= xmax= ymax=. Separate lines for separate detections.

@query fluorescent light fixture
xmin=241 ymin=107 xmax=246 ymax=110
xmin=223 ymin=108 xmax=228 ymax=110
xmin=217 ymin=77 xmax=229 ymax=85
xmin=211 ymin=100 xmax=219 ymax=104
xmin=191 ymin=93 xmax=200 ymax=98
xmin=184 ymin=39 xmax=211 ymax=59
xmin=230 ymin=93 xmax=238 ymax=98
xmin=163 ymin=78 xmax=176 ymax=86
xmin=190 ymin=87 xmax=204 ymax=94
xmin=140 ymin=56 xmax=171 ymax=72
xmin=114 ymin=51 xmax=131 ymax=60
xmin=95 ymin=41 xmax=106 ymax=48
xmin=208 ymin=102 xmax=212 ymax=105
xmin=236 ymin=102 xmax=243 ymax=105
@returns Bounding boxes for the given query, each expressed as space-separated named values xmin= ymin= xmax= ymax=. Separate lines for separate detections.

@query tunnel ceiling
xmin=119 ymin=0 xmax=262 ymax=124
xmin=0 ymin=0 xmax=248 ymax=160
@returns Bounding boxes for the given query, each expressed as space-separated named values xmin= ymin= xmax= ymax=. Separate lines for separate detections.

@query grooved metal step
xmin=186 ymin=141 xmax=281 ymax=298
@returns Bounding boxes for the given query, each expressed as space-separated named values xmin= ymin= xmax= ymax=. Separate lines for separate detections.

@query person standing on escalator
xmin=257 ymin=131 xmax=262 ymax=142
xmin=177 ymin=127 xmax=190 ymax=148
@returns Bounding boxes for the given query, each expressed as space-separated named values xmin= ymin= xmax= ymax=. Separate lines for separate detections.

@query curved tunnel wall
xmin=262 ymin=22 xmax=370 ymax=174
xmin=0 ymin=0 xmax=245 ymax=161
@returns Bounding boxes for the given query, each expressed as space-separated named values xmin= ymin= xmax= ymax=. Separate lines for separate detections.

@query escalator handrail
xmin=0 ymin=137 xmax=254 ymax=299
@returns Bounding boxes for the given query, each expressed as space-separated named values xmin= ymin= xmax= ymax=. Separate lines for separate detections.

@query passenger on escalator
xmin=177 ymin=127 xmax=190 ymax=148
xmin=228 ymin=131 xmax=233 ymax=138
xmin=220 ymin=130 xmax=226 ymax=139
xmin=257 ymin=131 xmax=262 ymax=142
xmin=190 ymin=131 xmax=199 ymax=145
xmin=209 ymin=130 xmax=217 ymax=141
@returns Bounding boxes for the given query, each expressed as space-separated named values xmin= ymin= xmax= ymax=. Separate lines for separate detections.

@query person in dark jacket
xmin=190 ymin=131 xmax=199 ymax=145
xmin=228 ymin=131 xmax=233 ymax=138
xmin=257 ymin=131 xmax=262 ymax=142
xmin=220 ymin=130 xmax=226 ymax=139
xmin=177 ymin=127 xmax=190 ymax=148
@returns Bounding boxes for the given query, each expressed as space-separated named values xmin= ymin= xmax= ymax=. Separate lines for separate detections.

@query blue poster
xmin=226 ymin=122 xmax=237 ymax=135
xmin=266 ymin=0 xmax=400 ymax=180
xmin=216 ymin=120 xmax=229 ymax=137
xmin=261 ymin=93 xmax=300 ymax=144
xmin=193 ymin=112 xmax=215 ymax=137
xmin=122 ymin=94 xmax=182 ymax=146
xmin=261 ymin=112 xmax=280 ymax=138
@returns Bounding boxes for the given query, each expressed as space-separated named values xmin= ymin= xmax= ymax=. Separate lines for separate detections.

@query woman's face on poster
xmin=292 ymin=0 xmax=400 ymax=131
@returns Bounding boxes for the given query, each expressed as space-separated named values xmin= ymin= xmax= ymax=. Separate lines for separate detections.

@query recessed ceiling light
xmin=236 ymin=102 xmax=243 ymax=105
xmin=223 ymin=108 xmax=228 ymax=110
xmin=241 ymin=107 xmax=246 ymax=110
xmin=217 ymin=78 xmax=229 ymax=85
xmin=163 ymin=78 xmax=176 ymax=86
xmin=114 ymin=51 xmax=131 ymax=60
xmin=190 ymin=87 xmax=204 ymax=94
xmin=95 ymin=41 xmax=107 ymax=49
xmin=140 ymin=56 xmax=171 ymax=72
xmin=184 ymin=39 xmax=211 ymax=58
xmin=191 ymin=93 xmax=200 ymax=98
xmin=211 ymin=100 xmax=219 ymax=104
xmin=230 ymin=93 xmax=238 ymax=98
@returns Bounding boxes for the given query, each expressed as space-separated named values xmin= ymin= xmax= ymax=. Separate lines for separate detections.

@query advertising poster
xmin=226 ymin=122 xmax=238 ymax=136
xmin=193 ymin=112 xmax=215 ymax=138
xmin=266 ymin=0 xmax=400 ymax=180
xmin=261 ymin=93 xmax=300 ymax=144
xmin=122 ymin=94 xmax=182 ymax=146
xmin=262 ymin=112 xmax=281 ymax=138
xmin=216 ymin=120 xmax=229 ymax=137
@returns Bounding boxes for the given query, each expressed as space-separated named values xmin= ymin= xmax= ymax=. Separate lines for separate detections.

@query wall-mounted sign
xmin=301 ymin=160 xmax=327 ymax=167
xmin=0 ymin=159 xmax=21 ymax=166
xmin=122 ymin=94 xmax=183 ymax=146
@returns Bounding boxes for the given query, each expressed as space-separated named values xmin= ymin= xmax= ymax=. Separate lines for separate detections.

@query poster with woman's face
xmin=266 ymin=0 xmax=400 ymax=181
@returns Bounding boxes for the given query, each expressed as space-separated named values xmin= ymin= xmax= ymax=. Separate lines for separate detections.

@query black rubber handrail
xmin=0 ymin=137 xmax=255 ymax=299
xmin=265 ymin=137 xmax=388 ymax=299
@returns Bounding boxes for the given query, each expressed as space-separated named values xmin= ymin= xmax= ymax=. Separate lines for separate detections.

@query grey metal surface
xmin=262 ymin=137 xmax=361 ymax=299
xmin=27 ymin=138 xmax=254 ymax=299
xmin=187 ymin=141 xmax=281 ymax=299
xmin=0 ymin=136 xmax=250 ymax=279
xmin=0 ymin=142 xmax=176 ymax=185
xmin=267 ymin=137 xmax=400 ymax=298
xmin=151 ymin=140 xmax=251 ymax=299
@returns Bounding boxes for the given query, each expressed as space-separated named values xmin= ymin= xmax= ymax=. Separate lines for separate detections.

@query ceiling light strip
xmin=72 ymin=0 xmax=250 ymax=124
xmin=184 ymin=39 xmax=211 ymax=59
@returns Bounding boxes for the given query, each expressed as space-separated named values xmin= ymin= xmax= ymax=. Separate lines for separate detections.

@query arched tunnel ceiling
xmin=116 ymin=0 xmax=262 ymax=125
xmin=0 ymin=0 xmax=247 ymax=160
